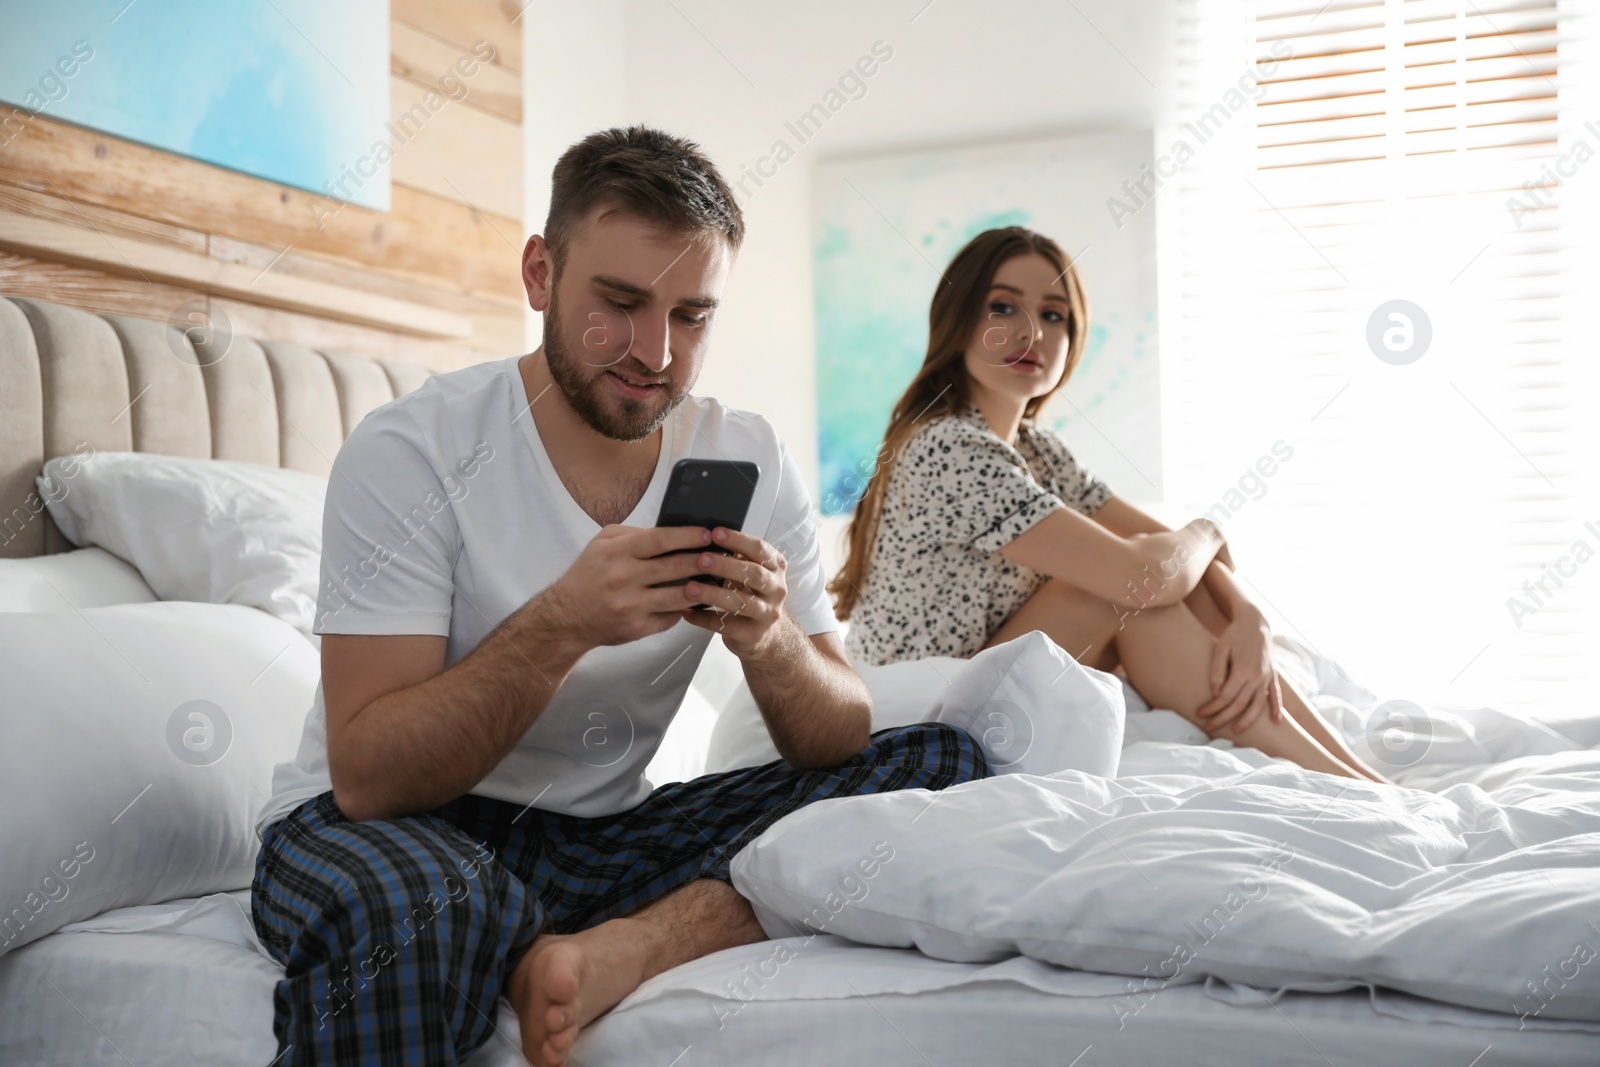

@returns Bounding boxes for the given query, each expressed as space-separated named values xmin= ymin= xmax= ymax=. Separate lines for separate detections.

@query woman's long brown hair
xmin=828 ymin=226 xmax=1090 ymax=619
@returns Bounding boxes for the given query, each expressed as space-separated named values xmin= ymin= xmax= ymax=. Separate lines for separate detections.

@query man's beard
xmin=543 ymin=287 xmax=684 ymax=442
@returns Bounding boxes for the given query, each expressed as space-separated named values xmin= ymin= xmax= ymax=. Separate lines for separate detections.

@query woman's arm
xmin=998 ymin=506 xmax=1225 ymax=611
xmin=1092 ymin=496 xmax=1284 ymax=728
xmin=1092 ymin=497 xmax=1245 ymax=621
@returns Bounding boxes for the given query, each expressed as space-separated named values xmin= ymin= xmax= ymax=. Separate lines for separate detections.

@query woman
xmin=829 ymin=226 xmax=1384 ymax=782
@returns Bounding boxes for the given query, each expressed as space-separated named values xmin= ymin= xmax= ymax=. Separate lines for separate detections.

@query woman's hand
xmin=1195 ymin=603 xmax=1283 ymax=735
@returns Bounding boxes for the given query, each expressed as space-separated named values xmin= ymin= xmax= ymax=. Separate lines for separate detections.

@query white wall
xmin=520 ymin=0 xmax=630 ymax=346
xmin=524 ymin=0 xmax=1173 ymax=527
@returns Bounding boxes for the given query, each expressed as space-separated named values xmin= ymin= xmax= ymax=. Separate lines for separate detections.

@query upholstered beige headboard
xmin=0 ymin=296 xmax=437 ymax=559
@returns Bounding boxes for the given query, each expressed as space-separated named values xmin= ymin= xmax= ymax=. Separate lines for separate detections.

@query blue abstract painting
xmin=0 ymin=0 xmax=390 ymax=210
xmin=812 ymin=131 xmax=1162 ymax=514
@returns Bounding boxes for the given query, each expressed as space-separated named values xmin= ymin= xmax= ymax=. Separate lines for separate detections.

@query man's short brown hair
xmin=544 ymin=126 xmax=744 ymax=273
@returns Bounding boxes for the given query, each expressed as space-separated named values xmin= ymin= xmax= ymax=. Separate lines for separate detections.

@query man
xmin=250 ymin=126 xmax=990 ymax=1067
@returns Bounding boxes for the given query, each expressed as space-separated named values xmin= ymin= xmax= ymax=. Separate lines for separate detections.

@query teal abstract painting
xmin=813 ymin=132 xmax=1162 ymax=514
xmin=0 ymin=0 xmax=390 ymax=210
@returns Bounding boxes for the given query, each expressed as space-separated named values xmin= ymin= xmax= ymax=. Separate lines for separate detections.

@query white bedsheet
xmin=4 ymin=890 xmax=1597 ymax=1066
xmin=588 ymin=957 xmax=1600 ymax=1066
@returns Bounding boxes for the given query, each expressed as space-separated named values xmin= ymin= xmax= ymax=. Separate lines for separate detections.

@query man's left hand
xmin=678 ymin=527 xmax=789 ymax=657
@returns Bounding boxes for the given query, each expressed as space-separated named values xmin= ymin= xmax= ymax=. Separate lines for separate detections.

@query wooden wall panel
xmin=205 ymin=235 xmax=521 ymax=323
xmin=0 ymin=183 xmax=206 ymax=255
xmin=0 ymin=250 xmax=198 ymax=321
xmin=389 ymin=78 xmax=522 ymax=222
xmin=0 ymin=4 xmax=527 ymax=371
xmin=0 ymin=206 xmax=473 ymax=338
xmin=392 ymin=0 xmax=525 ymax=73
xmin=0 ymin=117 xmax=523 ymax=306
xmin=391 ymin=21 xmax=521 ymax=124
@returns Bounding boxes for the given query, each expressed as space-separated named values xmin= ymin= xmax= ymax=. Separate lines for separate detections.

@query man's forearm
xmin=332 ymin=594 xmax=588 ymax=820
xmin=741 ymin=618 xmax=872 ymax=769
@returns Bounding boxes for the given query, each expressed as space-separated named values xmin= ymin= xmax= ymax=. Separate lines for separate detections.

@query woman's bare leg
xmin=1182 ymin=580 xmax=1231 ymax=634
xmin=1277 ymin=677 xmax=1386 ymax=781
xmin=986 ymin=580 xmax=1368 ymax=779
xmin=985 ymin=577 xmax=1123 ymax=671
xmin=1178 ymin=584 xmax=1387 ymax=782
xmin=1112 ymin=601 xmax=1370 ymax=778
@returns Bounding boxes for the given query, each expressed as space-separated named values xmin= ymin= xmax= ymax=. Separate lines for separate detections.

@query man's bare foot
xmin=508 ymin=920 xmax=652 ymax=1067
xmin=505 ymin=882 xmax=766 ymax=1065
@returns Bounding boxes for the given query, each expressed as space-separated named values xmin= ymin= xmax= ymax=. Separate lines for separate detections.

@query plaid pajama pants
xmin=251 ymin=723 xmax=989 ymax=1066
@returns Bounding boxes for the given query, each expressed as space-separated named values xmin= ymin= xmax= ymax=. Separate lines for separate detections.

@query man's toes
xmin=541 ymin=1036 xmax=571 ymax=1065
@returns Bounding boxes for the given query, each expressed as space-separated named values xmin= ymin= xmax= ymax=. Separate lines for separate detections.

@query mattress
xmin=2 ymin=889 xmax=1595 ymax=1066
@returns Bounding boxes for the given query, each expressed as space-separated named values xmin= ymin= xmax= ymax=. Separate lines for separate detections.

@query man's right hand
xmin=539 ymin=524 xmax=717 ymax=649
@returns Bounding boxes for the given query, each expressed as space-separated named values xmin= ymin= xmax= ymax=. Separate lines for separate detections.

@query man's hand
xmin=540 ymin=524 xmax=723 ymax=648
xmin=1195 ymin=602 xmax=1283 ymax=735
xmin=675 ymin=527 xmax=791 ymax=658
xmin=670 ymin=526 xmax=868 ymax=766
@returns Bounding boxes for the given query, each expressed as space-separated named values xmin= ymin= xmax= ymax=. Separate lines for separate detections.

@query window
xmin=1162 ymin=0 xmax=1600 ymax=711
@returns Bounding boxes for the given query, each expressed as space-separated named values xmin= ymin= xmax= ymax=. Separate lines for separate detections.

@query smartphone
xmin=654 ymin=459 xmax=760 ymax=596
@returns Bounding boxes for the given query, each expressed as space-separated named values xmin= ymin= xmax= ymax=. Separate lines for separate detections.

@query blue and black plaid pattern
xmin=251 ymin=723 xmax=990 ymax=1066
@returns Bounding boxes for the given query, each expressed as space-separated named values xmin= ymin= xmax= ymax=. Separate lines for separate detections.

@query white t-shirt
xmin=255 ymin=355 xmax=838 ymax=836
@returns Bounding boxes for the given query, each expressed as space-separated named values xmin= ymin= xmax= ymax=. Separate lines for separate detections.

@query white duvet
xmin=731 ymin=637 xmax=1600 ymax=1027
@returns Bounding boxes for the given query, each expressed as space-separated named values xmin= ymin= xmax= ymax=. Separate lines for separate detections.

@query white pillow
xmin=706 ymin=631 xmax=1125 ymax=778
xmin=928 ymin=630 xmax=1125 ymax=778
xmin=705 ymin=655 xmax=965 ymax=773
xmin=0 ymin=547 xmax=158 ymax=611
xmin=0 ymin=602 xmax=318 ymax=957
xmin=38 ymin=452 xmax=325 ymax=634
xmin=730 ymin=762 xmax=1600 ymax=1024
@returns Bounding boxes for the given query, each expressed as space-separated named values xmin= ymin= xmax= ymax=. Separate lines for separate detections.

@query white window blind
xmin=1161 ymin=0 xmax=1600 ymax=712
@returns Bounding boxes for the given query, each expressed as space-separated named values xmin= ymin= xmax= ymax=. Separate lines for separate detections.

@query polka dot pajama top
xmin=843 ymin=401 xmax=1112 ymax=666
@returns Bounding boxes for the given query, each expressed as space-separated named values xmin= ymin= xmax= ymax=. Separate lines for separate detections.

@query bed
xmin=2 ymin=294 xmax=1597 ymax=1065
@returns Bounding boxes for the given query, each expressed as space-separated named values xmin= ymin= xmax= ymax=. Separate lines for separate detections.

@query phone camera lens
xmin=677 ymin=484 xmax=691 ymax=497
